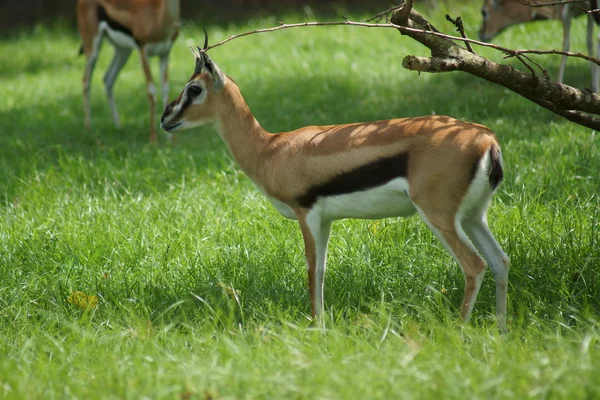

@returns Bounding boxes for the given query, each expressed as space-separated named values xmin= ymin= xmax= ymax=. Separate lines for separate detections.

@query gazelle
xmin=77 ymin=0 xmax=180 ymax=142
xmin=479 ymin=0 xmax=600 ymax=92
xmin=161 ymin=33 xmax=511 ymax=330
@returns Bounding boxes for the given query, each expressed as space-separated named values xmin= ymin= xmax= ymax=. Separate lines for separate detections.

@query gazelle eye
xmin=188 ymin=85 xmax=203 ymax=96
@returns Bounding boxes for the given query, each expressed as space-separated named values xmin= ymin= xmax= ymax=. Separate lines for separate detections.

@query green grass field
xmin=1 ymin=1 xmax=600 ymax=398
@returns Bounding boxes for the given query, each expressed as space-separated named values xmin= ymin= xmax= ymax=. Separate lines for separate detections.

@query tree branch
xmin=200 ymin=5 xmax=600 ymax=130
xmin=205 ymin=20 xmax=600 ymax=68
xmin=516 ymin=0 xmax=590 ymax=7
xmin=391 ymin=8 xmax=600 ymax=130
xmin=365 ymin=5 xmax=403 ymax=23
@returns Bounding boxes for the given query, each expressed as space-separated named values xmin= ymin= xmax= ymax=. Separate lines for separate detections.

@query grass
xmin=1 ymin=1 xmax=600 ymax=398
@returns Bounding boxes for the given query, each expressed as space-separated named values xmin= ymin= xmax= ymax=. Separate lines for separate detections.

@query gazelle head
xmin=479 ymin=0 xmax=534 ymax=42
xmin=160 ymin=30 xmax=227 ymax=133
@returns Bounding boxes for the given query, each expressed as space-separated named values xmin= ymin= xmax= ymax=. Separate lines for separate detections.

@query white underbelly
xmin=100 ymin=21 xmax=137 ymax=49
xmin=99 ymin=21 xmax=173 ymax=55
xmin=267 ymin=178 xmax=416 ymax=221
xmin=320 ymin=178 xmax=416 ymax=220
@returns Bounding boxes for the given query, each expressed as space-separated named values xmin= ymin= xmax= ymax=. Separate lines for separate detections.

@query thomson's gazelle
xmin=161 ymin=34 xmax=510 ymax=330
xmin=77 ymin=0 xmax=180 ymax=142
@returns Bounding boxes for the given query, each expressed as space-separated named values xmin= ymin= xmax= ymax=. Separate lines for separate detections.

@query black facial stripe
xmin=296 ymin=152 xmax=409 ymax=208
xmin=171 ymin=93 xmax=193 ymax=121
xmin=97 ymin=5 xmax=141 ymax=47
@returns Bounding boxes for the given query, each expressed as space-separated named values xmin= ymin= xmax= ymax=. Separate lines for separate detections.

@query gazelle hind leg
xmin=588 ymin=14 xmax=600 ymax=92
xmin=103 ymin=46 xmax=132 ymax=128
xmin=462 ymin=214 xmax=510 ymax=331
xmin=416 ymin=209 xmax=487 ymax=324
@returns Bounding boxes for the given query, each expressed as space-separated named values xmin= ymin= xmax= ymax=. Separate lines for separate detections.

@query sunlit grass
xmin=0 ymin=1 xmax=599 ymax=398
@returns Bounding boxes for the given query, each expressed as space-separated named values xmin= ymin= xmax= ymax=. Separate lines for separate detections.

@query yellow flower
xmin=67 ymin=291 xmax=98 ymax=309
xmin=370 ymin=222 xmax=380 ymax=236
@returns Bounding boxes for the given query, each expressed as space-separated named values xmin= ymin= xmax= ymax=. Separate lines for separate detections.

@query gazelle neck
xmin=214 ymin=82 xmax=272 ymax=182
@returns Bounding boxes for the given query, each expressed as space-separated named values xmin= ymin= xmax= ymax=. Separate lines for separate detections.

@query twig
xmin=516 ymin=54 xmax=537 ymax=77
xmin=508 ymin=48 xmax=600 ymax=67
xmin=445 ymin=14 xmax=474 ymax=54
xmin=203 ymin=19 xmax=600 ymax=68
xmin=516 ymin=0 xmax=589 ymax=6
xmin=365 ymin=5 xmax=403 ymax=23
xmin=520 ymin=54 xmax=551 ymax=78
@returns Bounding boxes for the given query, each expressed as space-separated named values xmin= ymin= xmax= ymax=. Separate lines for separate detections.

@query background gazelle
xmin=161 ymin=34 xmax=510 ymax=330
xmin=479 ymin=0 xmax=600 ymax=92
xmin=77 ymin=0 xmax=180 ymax=142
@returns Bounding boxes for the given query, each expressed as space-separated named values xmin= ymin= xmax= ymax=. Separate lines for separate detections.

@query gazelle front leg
xmin=138 ymin=46 xmax=157 ymax=143
xmin=296 ymin=207 xmax=332 ymax=319
xmin=159 ymin=53 xmax=176 ymax=143
xmin=82 ymin=34 xmax=104 ymax=129
xmin=159 ymin=54 xmax=170 ymax=110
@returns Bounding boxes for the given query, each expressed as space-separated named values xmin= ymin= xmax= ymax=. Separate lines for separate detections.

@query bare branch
xmin=199 ymin=5 xmax=600 ymax=129
xmin=396 ymin=0 xmax=414 ymax=25
xmin=445 ymin=14 xmax=474 ymax=54
xmin=391 ymin=8 xmax=600 ymax=130
xmin=519 ymin=54 xmax=551 ymax=78
xmin=516 ymin=0 xmax=589 ymax=6
xmin=205 ymin=20 xmax=400 ymax=51
xmin=365 ymin=5 xmax=403 ymax=23
xmin=518 ymin=0 xmax=600 ymax=14
xmin=204 ymin=19 xmax=600 ymax=68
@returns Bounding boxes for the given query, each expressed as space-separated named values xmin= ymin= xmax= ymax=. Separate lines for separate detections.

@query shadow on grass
xmin=0 ymin=56 xmax=579 ymax=204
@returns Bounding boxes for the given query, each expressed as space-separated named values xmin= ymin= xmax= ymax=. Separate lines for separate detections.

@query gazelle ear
xmin=200 ymin=51 xmax=226 ymax=89
xmin=197 ymin=29 xmax=226 ymax=89
xmin=191 ymin=46 xmax=205 ymax=75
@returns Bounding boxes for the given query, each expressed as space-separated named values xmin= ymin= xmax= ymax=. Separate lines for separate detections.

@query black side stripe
xmin=296 ymin=152 xmax=409 ymax=208
xmin=97 ymin=5 xmax=141 ymax=47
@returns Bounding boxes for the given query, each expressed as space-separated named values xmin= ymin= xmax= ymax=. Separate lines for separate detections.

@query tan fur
xmin=174 ymin=73 xmax=498 ymax=210
xmin=161 ymin=59 xmax=508 ymax=328
xmin=77 ymin=0 xmax=178 ymax=49
xmin=479 ymin=0 xmax=563 ymax=41
xmin=77 ymin=0 xmax=180 ymax=142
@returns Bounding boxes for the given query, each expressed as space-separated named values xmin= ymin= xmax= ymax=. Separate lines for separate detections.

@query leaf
xmin=67 ymin=291 xmax=98 ymax=310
